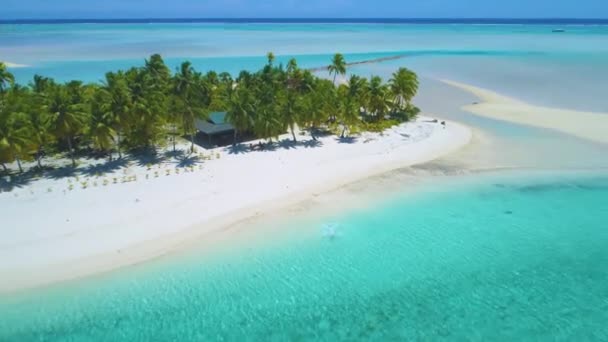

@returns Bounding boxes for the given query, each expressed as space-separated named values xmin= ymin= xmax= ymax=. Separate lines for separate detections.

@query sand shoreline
xmin=1 ymin=61 xmax=29 ymax=68
xmin=0 ymin=117 xmax=471 ymax=293
xmin=442 ymin=79 xmax=608 ymax=145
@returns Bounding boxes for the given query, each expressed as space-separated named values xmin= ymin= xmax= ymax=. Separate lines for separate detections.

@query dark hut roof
xmin=209 ymin=112 xmax=227 ymax=124
xmin=195 ymin=112 xmax=234 ymax=135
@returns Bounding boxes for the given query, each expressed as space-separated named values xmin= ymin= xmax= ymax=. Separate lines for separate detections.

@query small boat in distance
xmin=552 ymin=29 xmax=566 ymax=33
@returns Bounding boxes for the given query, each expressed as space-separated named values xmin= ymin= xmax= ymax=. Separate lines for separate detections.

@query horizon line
xmin=2 ymin=17 xmax=608 ymax=24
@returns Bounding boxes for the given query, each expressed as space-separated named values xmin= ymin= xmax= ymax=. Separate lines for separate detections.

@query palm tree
xmin=252 ymin=54 xmax=284 ymax=144
xmin=237 ymin=70 xmax=253 ymax=86
xmin=267 ymin=52 xmax=276 ymax=66
xmin=26 ymin=104 xmax=53 ymax=169
xmin=252 ymin=70 xmax=283 ymax=144
xmin=133 ymin=54 xmax=172 ymax=150
xmin=30 ymin=74 xmax=54 ymax=94
xmin=102 ymin=71 xmax=131 ymax=159
xmin=287 ymin=58 xmax=298 ymax=74
xmin=205 ymin=71 xmax=219 ymax=86
xmin=125 ymin=66 xmax=167 ymax=150
xmin=367 ymin=76 xmax=390 ymax=121
xmin=254 ymin=106 xmax=283 ymax=143
xmin=47 ymin=83 xmax=88 ymax=167
xmin=282 ymin=91 xmax=301 ymax=142
xmin=218 ymin=72 xmax=235 ymax=103
xmin=226 ymin=86 xmax=255 ymax=146
xmin=0 ymin=85 xmax=32 ymax=172
xmin=0 ymin=96 xmax=12 ymax=172
xmin=355 ymin=76 xmax=370 ymax=112
xmin=0 ymin=87 xmax=32 ymax=173
xmin=89 ymin=90 xmax=116 ymax=161
xmin=172 ymin=61 xmax=204 ymax=153
xmin=338 ymin=75 xmax=366 ymax=137
xmin=389 ymin=67 xmax=419 ymax=116
xmin=0 ymin=113 xmax=31 ymax=173
xmin=145 ymin=54 xmax=172 ymax=88
xmin=303 ymin=79 xmax=335 ymax=140
xmin=347 ymin=75 xmax=367 ymax=105
xmin=25 ymin=75 xmax=55 ymax=169
xmin=219 ymin=72 xmax=233 ymax=85
xmin=281 ymin=59 xmax=313 ymax=142
xmin=0 ymin=62 xmax=15 ymax=95
xmin=328 ymin=53 xmax=347 ymax=85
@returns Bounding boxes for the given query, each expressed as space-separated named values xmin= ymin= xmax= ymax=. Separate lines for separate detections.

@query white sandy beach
xmin=0 ymin=116 xmax=471 ymax=292
xmin=443 ymin=79 xmax=608 ymax=145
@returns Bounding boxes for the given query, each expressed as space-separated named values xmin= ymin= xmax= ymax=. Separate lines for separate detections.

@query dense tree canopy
xmin=0 ymin=56 xmax=419 ymax=174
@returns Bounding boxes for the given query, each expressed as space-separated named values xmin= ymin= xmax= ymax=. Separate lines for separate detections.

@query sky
xmin=2 ymin=0 xmax=607 ymax=19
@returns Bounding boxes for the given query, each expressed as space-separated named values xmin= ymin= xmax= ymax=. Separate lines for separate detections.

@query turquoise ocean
xmin=2 ymin=172 xmax=608 ymax=340
xmin=1 ymin=21 xmax=608 ymax=340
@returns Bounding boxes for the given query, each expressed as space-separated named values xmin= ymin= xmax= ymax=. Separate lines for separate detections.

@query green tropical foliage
xmin=226 ymin=86 xmax=256 ymax=146
xmin=389 ymin=67 xmax=420 ymax=119
xmin=0 ymin=89 xmax=33 ymax=172
xmin=0 ymin=62 xmax=15 ymax=95
xmin=89 ymin=90 xmax=117 ymax=160
xmin=47 ymin=81 xmax=89 ymax=167
xmin=172 ymin=61 xmax=206 ymax=153
xmin=367 ymin=76 xmax=391 ymax=121
xmin=328 ymin=53 xmax=347 ymax=85
xmin=101 ymin=71 xmax=131 ymax=159
xmin=0 ymin=54 xmax=420 ymax=174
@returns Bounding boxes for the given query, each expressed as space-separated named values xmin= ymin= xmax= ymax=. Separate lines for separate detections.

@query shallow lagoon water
xmin=1 ymin=171 xmax=608 ymax=340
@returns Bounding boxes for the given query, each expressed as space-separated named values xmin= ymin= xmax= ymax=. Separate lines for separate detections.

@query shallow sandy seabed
xmin=443 ymin=79 xmax=608 ymax=145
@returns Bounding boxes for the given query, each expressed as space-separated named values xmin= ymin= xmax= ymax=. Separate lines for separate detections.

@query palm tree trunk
xmin=190 ymin=132 xmax=195 ymax=154
xmin=332 ymin=73 xmax=337 ymax=85
xmin=107 ymin=145 xmax=113 ymax=162
xmin=310 ymin=125 xmax=317 ymax=141
xmin=172 ymin=134 xmax=176 ymax=152
xmin=233 ymin=130 xmax=238 ymax=147
xmin=67 ymin=136 xmax=76 ymax=167
xmin=1 ymin=163 xmax=7 ymax=173
xmin=15 ymin=156 xmax=23 ymax=173
xmin=37 ymin=147 xmax=43 ymax=169
xmin=117 ymin=132 xmax=122 ymax=159
xmin=341 ymin=125 xmax=347 ymax=138
xmin=290 ymin=124 xmax=297 ymax=143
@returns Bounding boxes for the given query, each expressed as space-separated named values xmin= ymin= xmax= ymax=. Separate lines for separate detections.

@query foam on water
xmin=1 ymin=171 xmax=608 ymax=340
